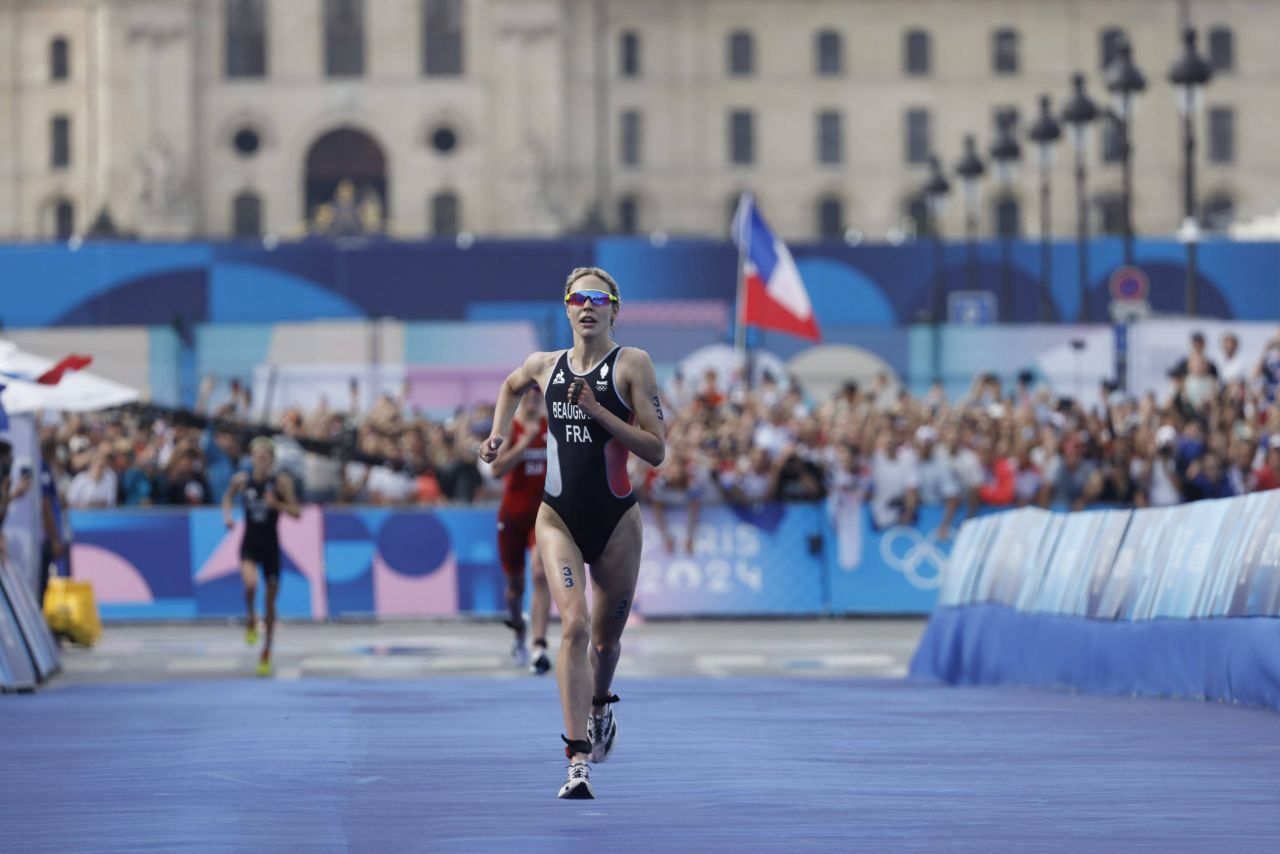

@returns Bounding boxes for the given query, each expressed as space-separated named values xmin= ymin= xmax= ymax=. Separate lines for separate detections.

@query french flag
xmin=731 ymin=194 xmax=821 ymax=342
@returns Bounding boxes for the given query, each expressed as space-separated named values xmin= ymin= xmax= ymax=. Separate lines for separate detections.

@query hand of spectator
xmin=223 ymin=511 xmax=234 ymax=529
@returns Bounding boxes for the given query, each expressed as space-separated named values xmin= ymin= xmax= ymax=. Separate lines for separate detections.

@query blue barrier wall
xmin=68 ymin=502 xmax=972 ymax=620
xmin=911 ymin=499 xmax=1280 ymax=710
xmin=2 ymin=237 xmax=1276 ymax=332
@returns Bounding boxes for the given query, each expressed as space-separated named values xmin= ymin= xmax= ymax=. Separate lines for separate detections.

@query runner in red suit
xmin=490 ymin=388 xmax=554 ymax=674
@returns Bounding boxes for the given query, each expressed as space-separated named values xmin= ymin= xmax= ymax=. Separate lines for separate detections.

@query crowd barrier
xmin=0 ymin=558 xmax=61 ymax=692
xmin=66 ymin=501 xmax=978 ymax=621
xmin=910 ymin=496 xmax=1280 ymax=710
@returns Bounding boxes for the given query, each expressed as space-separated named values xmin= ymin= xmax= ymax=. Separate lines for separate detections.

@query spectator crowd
xmin=27 ymin=328 xmax=1280 ymax=549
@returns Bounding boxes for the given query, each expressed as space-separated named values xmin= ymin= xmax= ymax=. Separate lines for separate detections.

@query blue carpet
xmin=3 ymin=678 xmax=1278 ymax=852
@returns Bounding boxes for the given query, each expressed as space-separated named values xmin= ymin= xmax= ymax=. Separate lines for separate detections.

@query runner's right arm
xmin=481 ymin=352 xmax=552 ymax=464
xmin=222 ymin=472 xmax=247 ymax=528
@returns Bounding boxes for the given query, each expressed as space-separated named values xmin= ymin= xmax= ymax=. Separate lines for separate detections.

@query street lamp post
xmin=989 ymin=114 xmax=1022 ymax=322
xmin=1104 ymin=39 xmax=1147 ymax=268
xmin=954 ymin=134 xmax=986 ymax=292
xmin=1061 ymin=73 xmax=1100 ymax=322
xmin=1169 ymin=27 xmax=1213 ymax=317
xmin=1027 ymin=95 xmax=1061 ymax=322
xmin=923 ymin=155 xmax=951 ymax=382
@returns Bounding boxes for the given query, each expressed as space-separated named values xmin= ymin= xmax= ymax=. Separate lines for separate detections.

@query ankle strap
xmin=561 ymin=735 xmax=592 ymax=759
xmin=591 ymin=693 xmax=619 ymax=707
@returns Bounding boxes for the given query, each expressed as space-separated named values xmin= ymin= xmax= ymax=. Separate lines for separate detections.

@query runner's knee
xmin=560 ymin=612 xmax=590 ymax=648
xmin=592 ymin=638 xmax=619 ymax=659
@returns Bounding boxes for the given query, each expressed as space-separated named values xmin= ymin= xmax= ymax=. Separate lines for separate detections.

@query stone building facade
xmin=0 ymin=0 xmax=1273 ymax=242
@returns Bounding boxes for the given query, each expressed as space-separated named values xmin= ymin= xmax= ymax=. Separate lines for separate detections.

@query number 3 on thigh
xmin=561 ymin=565 xmax=575 ymax=588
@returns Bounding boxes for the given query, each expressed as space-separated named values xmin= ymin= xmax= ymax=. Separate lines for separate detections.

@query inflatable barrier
xmin=911 ymin=496 xmax=1280 ymax=710
xmin=0 ymin=557 xmax=64 ymax=692
xmin=68 ymin=503 xmax=982 ymax=620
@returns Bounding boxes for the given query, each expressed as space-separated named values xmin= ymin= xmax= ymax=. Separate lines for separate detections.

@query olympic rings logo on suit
xmin=878 ymin=526 xmax=948 ymax=590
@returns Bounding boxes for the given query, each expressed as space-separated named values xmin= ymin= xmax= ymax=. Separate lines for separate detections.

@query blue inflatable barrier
xmin=0 ymin=576 xmax=37 ymax=692
xmin=913 ymin=498 xmax=1280 ymax=710
xmin=0 ymin=559 xmax=61 ymax=683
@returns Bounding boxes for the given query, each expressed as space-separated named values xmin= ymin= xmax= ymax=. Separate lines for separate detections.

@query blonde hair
xmin=563 ymin=266 xmax=621 ymax=327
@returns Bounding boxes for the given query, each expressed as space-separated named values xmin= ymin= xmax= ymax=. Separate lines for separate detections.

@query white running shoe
xmin=557 ymin=760 xmax=594 ymax=799
xmin=530 ymin=646 xmax=553 ymax=676
xmin=511 ymin=640 xmax=529 ymax=668
xmin=588 ymin=701 xmax=617 ymax=763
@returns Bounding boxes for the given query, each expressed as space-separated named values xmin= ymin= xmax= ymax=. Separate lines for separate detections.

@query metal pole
xmin=1039 ymin=151 xmax=1053 ymax=321
xmin=1183 ymin=107 xmax=1198 ymax=316
xmin=965 ymin=197 xmax=978 ymax=290
xmin=1001 ymin=228 xmax=1012 ymax=321
xmin=1121 ymin=103 xmax=1135 ymax=267
xmin=931 ymin=207 xmax=944 ymax=383
xmin=1075 ymin=143 xmax=1089 ymax=322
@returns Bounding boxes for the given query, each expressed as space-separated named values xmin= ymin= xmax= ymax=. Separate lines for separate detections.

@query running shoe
xmin=530 ymin=646 xmax=553 ymax=676
xmin=245 ymin=626 xmax=259 ymax=646
xmin=255 ymin=658 xmax=273 ymax=678
xmin=557 ymin=760 xmax=594 ymax=800
xmin=588 ymin=702 xmax=617 ymax=763
xmin=511 ymin=640 xmax=530 ymax=668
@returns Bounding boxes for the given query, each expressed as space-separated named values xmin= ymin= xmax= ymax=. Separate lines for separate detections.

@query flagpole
xmin=734 ymin=193 xmax=751 ymax=391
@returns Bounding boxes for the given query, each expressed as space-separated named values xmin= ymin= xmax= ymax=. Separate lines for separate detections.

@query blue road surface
xmin=4 ymin=678 xmax=1279 ymax=852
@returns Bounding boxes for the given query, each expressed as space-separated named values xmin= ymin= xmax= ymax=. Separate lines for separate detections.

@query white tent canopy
xmin=0 ymin=339 xmax=141 ymax=415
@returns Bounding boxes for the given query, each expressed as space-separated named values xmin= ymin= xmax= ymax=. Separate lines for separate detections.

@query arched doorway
xmin=304 ymin=127 xmax=387 ymax=234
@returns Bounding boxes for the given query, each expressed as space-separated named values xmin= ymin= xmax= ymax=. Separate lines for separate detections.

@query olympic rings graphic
xmin=879 ymin=526 xmax=948 ymax=590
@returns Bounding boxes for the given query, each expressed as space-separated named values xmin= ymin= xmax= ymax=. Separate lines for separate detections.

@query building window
xmin=50 ymin=37 xmax=70 ymax=81
xmin=51 ymin=115 xmax=70 ymax=169
xmin=904 ymin=29 xmax=930 ymax=76
xmin=816 ymin=110 xmax=842 ymax=165
xmin=1208 ymin=107 xmax=1234 ymax=163
xmin=727 ymin=30 xmax=754 ymax=76
xmin=1096 ymin=194 xmax=1125 ymax=234
xmin=225 ymin=0 xmax=266 ymax=78
xmin=1100 ymin=27 xmax=1126 ymax=71
xmin=817 ymin=195 xmax=843 ymax=240
xmin=815 ymin=29 xmax=842 ymax=75
xmin=325 ymin=0 xmax=364 ymax=77
xmin=617 ymin=195 xmax=640 ymax=234
xmin=994 ymin=195 xmax=1020 ymax=236
xmin=1201 ymin=193 xmax=1234 ymax=231
xmin=431 ymin=191 xmax=460 ymax=236
xmin=620 ymin=110 xmax=642 ymax=166
xmin=233 ymin=127 xmax=261 ymax=156
xmin=728 ymin=110 xmax=754 ymax=165
xmin=620 ymin=30 xmax=641 ymax=77
xmin=430 ymin=125 xmax=458 ymax=154
xmin=904 ymin=108 xmax=930 ymax=164
xmin=992 ymin=28 xmax=1018 ymax=74
xmin=1101 ymin=114 xmax=1124 ymax=163
xmin=54 ymin=199 xmax=75 ymax=240
xmin=1208 ymin=27 xmax=1233 ymax=73
xmin=233 ymin=192 xmax=263 ymax=237
xmin=422 ymin=0 xmax=463 ymax=76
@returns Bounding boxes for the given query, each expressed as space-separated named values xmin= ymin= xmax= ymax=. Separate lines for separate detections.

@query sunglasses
xmin=564 ymin=288 xmax=618 ymax=307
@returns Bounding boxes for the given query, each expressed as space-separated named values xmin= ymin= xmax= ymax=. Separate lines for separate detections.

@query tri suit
xmin=240 ymin=474 xmax=282 ymax=580
xmin=497 ymin=417 xmax=548 ymax=576
xmin=542 ymin=345 xmax=637 ymax=563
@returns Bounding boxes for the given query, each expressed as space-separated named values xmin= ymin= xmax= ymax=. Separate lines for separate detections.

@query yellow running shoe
xmin=245 ymin=627 xmax=259 ymax=646
xmin=256 ymin=658 xmax=272 ymax=678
